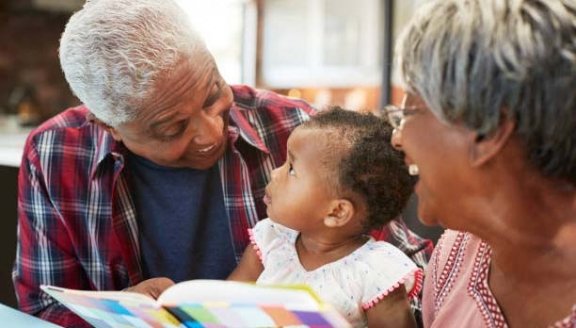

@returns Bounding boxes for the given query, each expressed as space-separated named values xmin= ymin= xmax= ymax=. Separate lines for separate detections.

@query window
xmin=261 ymin=0 xmax=383 ymax=88
xmin=176 ymin=0 xmax=257 ymax=85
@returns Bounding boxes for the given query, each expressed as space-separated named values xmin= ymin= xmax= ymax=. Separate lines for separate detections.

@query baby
xmin=229 ymin=107 xmax=421 ymax=327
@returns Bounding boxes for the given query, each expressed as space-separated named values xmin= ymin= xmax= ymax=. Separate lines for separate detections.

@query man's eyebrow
xmin=202 ymin=80 xmax=222 ymax=108
xmin=148 ymin=113 xmax=179 ymax=131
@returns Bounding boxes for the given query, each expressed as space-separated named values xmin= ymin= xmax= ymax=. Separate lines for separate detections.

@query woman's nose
xmin=390 ymin=128 xmax=403 ymax=150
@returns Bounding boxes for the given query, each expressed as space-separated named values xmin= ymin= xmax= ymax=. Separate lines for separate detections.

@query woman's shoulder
xmin=431 ymin=230 xmax=483 ymax=267
xmin=426 ymin=230 xmax=486 ymax=298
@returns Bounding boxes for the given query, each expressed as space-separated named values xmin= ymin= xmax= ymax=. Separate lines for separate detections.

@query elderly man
xmin=13 ymin=0 xmax=431 ymax=326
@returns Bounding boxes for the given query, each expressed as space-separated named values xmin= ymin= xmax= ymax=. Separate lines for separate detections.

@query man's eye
xmin=288 ymin=163 xmax=296 ymax=176
xmin=203 ymin=81 xmax=222 ymax=109
xmin=156 ymin=120 xmax=187 ymax=141
xmin=158 ymin=132 xmax=180 ymax=142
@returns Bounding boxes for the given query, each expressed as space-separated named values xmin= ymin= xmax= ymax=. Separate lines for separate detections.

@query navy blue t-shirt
xmin=127 ymin=153 xmax=237 ymax=282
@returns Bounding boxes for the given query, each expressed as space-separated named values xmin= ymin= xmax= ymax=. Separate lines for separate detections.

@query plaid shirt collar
xmin=229 ymin=106 xmax=270 ymax=154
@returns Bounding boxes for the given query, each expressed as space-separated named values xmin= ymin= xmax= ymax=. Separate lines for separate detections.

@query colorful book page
xmin=42 ymin=287 xmax=183 ymax=328
xmin=293 ymin=310 xmax=332 ymax=326
xmin=227 ymin=305 xmax=277 ymax=326
xmin=166 ymin=303 xmax=339 ymax=327
xmin=261 ymin=306 xmax=302 ymax=326
xmin=201 ymin=305 xmax=248 ymax=327
xmin=41 ymin=281 xmax=352 ymax=327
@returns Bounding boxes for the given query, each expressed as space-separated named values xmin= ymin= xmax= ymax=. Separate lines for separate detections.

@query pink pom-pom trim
xmin=361 ymin=267 xmax=424 ymax=310
xmin=248 ymin=228 xmax=264 ymax=263
xmin=407 ymin=268 xmax=424 ymax=299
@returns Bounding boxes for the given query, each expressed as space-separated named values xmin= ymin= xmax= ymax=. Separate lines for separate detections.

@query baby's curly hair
xmin=300 ymin=107 xmax=416 ymax=231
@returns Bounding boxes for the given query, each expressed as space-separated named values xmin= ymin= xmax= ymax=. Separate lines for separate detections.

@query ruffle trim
xmin=248 ymin=228 xmax=264 ymax=263
xmin=361 ymin=267 xmax=424 ymax=310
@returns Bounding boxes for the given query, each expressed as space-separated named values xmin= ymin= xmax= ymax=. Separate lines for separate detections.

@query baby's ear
xmin=323 ymin=199 xmax=355 ymax=228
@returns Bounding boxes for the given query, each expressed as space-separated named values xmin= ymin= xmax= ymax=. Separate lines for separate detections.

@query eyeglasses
xmin=383 ymin=105 xmax=421 ymax=130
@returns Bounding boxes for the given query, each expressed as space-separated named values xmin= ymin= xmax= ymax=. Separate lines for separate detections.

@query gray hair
xmin=397 ymin=0 xmax=576 ymax=183
xmin=59 ymin=0 xmax=209 ymax=127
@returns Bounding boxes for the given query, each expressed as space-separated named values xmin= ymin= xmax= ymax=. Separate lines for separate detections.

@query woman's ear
xmin=323 ymin=199 xmax=355 ymax=228
xmin=468 ymin=114 xmax=516 ymax=167
xmin=87 ymin=113 xmax=123 ymax=142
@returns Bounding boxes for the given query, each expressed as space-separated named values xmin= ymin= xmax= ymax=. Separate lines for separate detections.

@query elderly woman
xmin=388 ymin=0 xmax=576 ymax=326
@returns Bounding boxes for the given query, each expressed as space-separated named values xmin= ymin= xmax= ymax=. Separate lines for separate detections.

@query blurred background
xmin=0 ymin=0 xmax=443 ymax=308
xmin=0 ymin=0 xmax=431 ymax=123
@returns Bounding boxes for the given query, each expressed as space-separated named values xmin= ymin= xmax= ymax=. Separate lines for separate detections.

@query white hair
xmin=59 ymin=0 xmax=209 ymax=126
xmin=396 ymin=0 xmax=576 ymax=183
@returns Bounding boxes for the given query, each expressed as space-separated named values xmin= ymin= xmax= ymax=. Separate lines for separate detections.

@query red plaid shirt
xmin=13 ymin=85 xmax=432 ymax=327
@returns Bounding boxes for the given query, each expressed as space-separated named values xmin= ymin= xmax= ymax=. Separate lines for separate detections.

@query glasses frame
xmin=383 ymin=105 xmax=421 ymax=130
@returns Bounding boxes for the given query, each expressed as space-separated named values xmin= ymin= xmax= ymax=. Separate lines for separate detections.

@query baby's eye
xmin=288 ymin=163 xmax=296 ymax=176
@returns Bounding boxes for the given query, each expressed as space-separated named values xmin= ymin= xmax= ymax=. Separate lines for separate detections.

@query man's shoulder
xmin=231 ymin=84 xmax=316 ymax=116
xmin=28 ymin=105 xmax=92 ymax=140
xmin=24 ymin=105 xmax=109 ymax=160
xmin=229 ymin=85 xmax=316 ymax=152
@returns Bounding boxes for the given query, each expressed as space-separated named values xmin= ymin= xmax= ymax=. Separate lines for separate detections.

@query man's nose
xmin=192 ymin=114 xmax=223 ymax=146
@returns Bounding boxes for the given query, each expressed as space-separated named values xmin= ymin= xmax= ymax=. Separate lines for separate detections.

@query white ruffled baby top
xmin=250 ymin=218 xmax=423 ymax=328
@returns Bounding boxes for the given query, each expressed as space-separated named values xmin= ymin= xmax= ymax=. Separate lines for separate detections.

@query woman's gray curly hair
xmin=59 ymin=0 xmax=209 ymax=127
xmin=396 ymin=0 xmax=576 ymax=183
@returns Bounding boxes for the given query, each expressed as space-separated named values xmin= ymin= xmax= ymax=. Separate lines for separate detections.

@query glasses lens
xmin=386 ymin=108 xmax=403 ymax=128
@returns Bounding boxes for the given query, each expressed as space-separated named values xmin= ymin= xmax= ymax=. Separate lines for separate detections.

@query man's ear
xmin=323 ymin=199 xmax=355 ymax=228
xmin=468 ymin=114 xmax=516 ymax=167
xmin=87 ymin=113 xmax=123 ymax=142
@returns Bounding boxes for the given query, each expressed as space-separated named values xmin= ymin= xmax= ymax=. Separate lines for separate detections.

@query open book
xmin=41 ymin=280 xmax=351 ymax=327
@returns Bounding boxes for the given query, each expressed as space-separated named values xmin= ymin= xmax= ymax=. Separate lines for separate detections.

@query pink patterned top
xmin=423 ymin=230 xmax=576 ymax=328
xmin=250 ymin=219 xmax=423 ymax=327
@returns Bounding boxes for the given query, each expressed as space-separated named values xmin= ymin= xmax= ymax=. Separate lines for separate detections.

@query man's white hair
xmin=59 ymin=0 xmax=209 ymax=127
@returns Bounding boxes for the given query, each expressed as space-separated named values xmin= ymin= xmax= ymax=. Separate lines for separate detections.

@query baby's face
xmin=263 ymin=127 xmax=340 ymax=231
